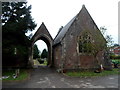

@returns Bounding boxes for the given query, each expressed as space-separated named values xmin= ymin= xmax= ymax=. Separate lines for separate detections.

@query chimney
xmin=82 ymin=4 xmax=85 ymax=8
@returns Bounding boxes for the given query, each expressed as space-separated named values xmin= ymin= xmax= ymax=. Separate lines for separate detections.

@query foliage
xmin=44 ymin=60 xmax=48 ymax=66
xmin=33 ymin=59 xmax=40 ymax=65
xmin=113 ymin=44 xmax=120 ymax=47
xmin=112 ymin=59 xmax=120 ymax=64
xmin=110 ymin=55 xmax=120 ymax=59
xmin=40 ymin=60 xmax=47 ymax=66
xmin=2 ymin=2 xmax=36 ymax=68
xmin=65 ymin=69 xmax=119 ymax=77
xmin=33 ymin=44 xmax=40 ymax=59
xmin=2 ymin=2 xmax=36 ymax=33
xmin=33 ymin=59 xmax=47 ymax=66
xmin=112 ymin=59 xmax=120 ymax=68
xmin=41 ymin=49 xmax=48 ymax=59
xmin=78 ymin=30 xmax=107 ymax=69
xmin=100 ymin=26 xmax=114 ymax=47
xmin=79 ymin=30 xmax=107 ymax=55
xmin=38 ymin=58 xmax=44 ymax=64
xmin=78 ymin=32 xmax=94 ymax=53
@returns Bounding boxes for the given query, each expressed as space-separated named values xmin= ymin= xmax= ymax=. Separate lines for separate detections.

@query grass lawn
xmin=65 ymin=68 xmax=120 ymax=77
xmin=2 ymin=69 xmax=30 ymax=81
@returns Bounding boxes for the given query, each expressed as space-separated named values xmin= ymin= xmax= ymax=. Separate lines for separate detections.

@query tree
xmin=33 ymin=44 xmax=40 ymax=59
xmin=113 ymin=43 xmax=120 ymax=47
xmin=41 ymin=49 xmax=48 ymax=59
xmin=2 ymin=2 xmax=36 ymax=68
xmin=2 ymin=2 xmax=36 ymax=33
xmin=100 ymin=26 xmax=113 ymax=70
xmin=100 ymin=26 xmax=114 ymax=47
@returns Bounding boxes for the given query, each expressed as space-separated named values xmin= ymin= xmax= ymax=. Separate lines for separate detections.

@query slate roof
xmin=54 ymin=15 xmax=77 ymax=45
xmin=54 ymin=5 xmax=84 ymax=45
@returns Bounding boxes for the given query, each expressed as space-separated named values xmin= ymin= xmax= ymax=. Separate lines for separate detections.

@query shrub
xmin=37 ymin=58 xmax=44 ymax=64
xmin=110 ymin=55 xmax=120 ymax=59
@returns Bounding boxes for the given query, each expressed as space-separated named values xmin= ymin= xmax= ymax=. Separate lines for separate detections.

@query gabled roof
xmin=54 ymin=5 xmax=105 ymax=45
xmin=54 ymin=15 xmax=77 ymax=45
xmin=31 ymin=22 xmax=53 ymax=43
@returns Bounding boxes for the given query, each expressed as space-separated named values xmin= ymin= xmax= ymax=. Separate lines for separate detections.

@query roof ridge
xmin=31 ymin=22 xmax=53 ymax=41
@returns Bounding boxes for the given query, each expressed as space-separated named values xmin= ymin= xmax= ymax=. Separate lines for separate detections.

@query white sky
xmin=27 ymin=0 xmax=119 ymax=52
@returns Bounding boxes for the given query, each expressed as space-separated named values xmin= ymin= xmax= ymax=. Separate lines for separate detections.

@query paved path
xmin=2 ymin=66 xmax=119 ymax=88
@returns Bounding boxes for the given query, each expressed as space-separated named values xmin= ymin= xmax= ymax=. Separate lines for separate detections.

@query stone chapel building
xmin=31 ymin=5 xmax=112 ymax=71
xmin=53 ymin=5 xmax=111 ymax=71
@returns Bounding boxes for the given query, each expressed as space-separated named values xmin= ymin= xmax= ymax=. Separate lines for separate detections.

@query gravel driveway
xmin=2 ymin=66 xmax=119 ymax=88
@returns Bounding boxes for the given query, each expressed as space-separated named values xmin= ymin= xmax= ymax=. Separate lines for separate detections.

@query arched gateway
xmin=29 ymin=22 xmax=53 ymax=67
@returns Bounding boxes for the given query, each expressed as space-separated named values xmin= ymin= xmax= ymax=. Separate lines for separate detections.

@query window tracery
xmin=78 ymin=32 xmax=93 ymax=53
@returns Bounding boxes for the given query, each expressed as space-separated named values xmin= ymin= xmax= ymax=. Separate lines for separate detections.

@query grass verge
xmin=2 ymin=69 xmax=30 ymax=81
xmin=65 ymin=68 xmax=120 ymax=77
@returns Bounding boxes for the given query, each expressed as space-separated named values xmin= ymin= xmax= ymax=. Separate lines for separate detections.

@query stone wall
xmin=53 ymin=45 xmax=62 ymax=68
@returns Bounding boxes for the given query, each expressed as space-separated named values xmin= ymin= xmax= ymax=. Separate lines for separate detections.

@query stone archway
xmin=29 ymin=22 xmax=53 ymax=67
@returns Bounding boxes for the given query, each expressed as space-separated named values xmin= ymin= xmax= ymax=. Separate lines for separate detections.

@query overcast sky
xmin=27 ymin=0 xmax=119 ymax=52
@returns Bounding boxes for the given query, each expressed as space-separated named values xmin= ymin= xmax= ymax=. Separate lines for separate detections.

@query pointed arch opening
xmin=33 ymin=40 xmax=48 ymax=66
xmin=32 ymin=35 xmax=52 ymax=67
xmin=29 ymin=23 xmax=53 ymax=68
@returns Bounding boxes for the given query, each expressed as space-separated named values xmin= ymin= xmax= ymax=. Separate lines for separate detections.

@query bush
xmin=110 ymin=55 xmax=120 ymax=59
xmin=37 ymin=58 xmax=44 ymax=64
xmin=2 ymin=45 xmax=29 ymax=69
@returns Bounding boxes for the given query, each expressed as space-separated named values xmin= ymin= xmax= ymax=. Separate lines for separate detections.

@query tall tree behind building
xmin=33 ymin=44 xmax=40 ymax=59
xmin=41 ymin=49 xmax=48 ymax=59
xmin=2 ymin=2 xmax=36 ymax=68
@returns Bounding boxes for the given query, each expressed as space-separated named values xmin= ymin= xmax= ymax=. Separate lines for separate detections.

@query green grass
xmin=65 ymin=69 xmax=120 ymax=77
xmin=2 ymin=69 xmax=29 ymax=81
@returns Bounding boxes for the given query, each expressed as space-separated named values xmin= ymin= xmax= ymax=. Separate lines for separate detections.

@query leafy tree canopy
xmin=2 ymin=2 xmax=36 ymax=68
xmin=100 ymin=26 xmax=114 ymax=47
xmin=113 ymin=44 xmax=120 ymax=47
xmin=2 ymin=2 xmax=36 ymax=33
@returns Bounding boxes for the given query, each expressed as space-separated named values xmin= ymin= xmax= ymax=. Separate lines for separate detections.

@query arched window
xmin=78 ymin=32 xmax=93 ymax=53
